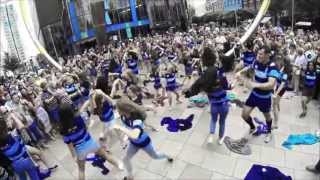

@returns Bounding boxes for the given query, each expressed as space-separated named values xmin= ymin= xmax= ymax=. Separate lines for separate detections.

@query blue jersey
xmin=168 ymin=53 xmax=177 ymax=62
xmin=276 ymin=72 xmax=288 ymax=89
xmin=207 ymin=68 xmax=229 ymax=105
xmin=142 ymin=52 xmax=149 ymax=61
xmin=123 ymin=118 xmax=150 ymax=148
xmin=63 ymin=116 xmax=92 ymax=147
xmin=251 ymin=60 xmax=279 ymax=98
xmin=99 ymin=101 xmax=114 ymax=123
xmin=165 ymin=73 xmax=177 ymax=89
xmin=304 ymin=71 xmax=317 ymax=88
xmin=0 ymin=135 xmax=28 ymax=162
xmin=127 ymin=59 xmax=139 ymax=74
xmin=153 ymin=74 xmax=161 ymax=89
xmin=65 ymin=84 xmax=81 ymax=102
xmin=242 ymin=51 xmax=256 ymax=66
xmin=100 ymin=60 xmax=110 ymax=76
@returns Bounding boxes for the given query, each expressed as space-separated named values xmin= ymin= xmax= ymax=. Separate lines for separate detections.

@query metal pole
xmin=235 ymin=10 xmax=238 ymax=29
xmin=291 ymin=0 xmax=294 ymax=30
xmin=48 ymin=25 xmax=59 ymax=59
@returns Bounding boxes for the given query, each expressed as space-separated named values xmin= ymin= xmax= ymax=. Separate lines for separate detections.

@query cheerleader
xmin=150 ymin=66 xmax=166 ymax=106
xmin=81 ymin=89 xmax=126 ymax=149
xmin=300 ymin=61 xmax=317 ymax=118
xmin=272 ymin=54 xmax=288 ymax=129
xmin=184 ymin=47 xmax=231 ymax=144
xmin=62 ymin=75 xmax=82 ymax=109
xmin=113 ymin=98 xmax=173 ymax=180
xmin=125 ymin=51 xmax=139 ymax=75
xmin=0 ymin=120 xmax=52 ymax=180
xmin=164 ymin=65 xmax=182 ymax=108
xmin=59 ymin=102 xmax=123 ymax=180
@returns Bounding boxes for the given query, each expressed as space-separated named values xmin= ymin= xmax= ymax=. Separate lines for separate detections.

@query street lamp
xmin=291 ymin=0 xmax=294 ymax=30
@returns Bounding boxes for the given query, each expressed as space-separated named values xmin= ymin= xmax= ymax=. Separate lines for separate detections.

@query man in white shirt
xmin=293 ymin=48 xmax=308 ymax=94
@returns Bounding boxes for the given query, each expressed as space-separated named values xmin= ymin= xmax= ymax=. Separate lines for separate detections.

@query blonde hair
xmin=123 ymin=69 xmax=139 ymax=84
xmin=116 ymin=97 xmax=146 ymax=120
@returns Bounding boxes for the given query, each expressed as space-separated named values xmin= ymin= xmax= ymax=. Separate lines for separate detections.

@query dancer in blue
xmin=0 ymin=120 xmax=52 ymax=180
xmin=165 ymin=65 xmax=182 ymax=108
xmin=236 ymin=46 xmax=279 ymax=143
xmin=59 ymin=102 xmax=123 ymax=180
xmin=299 ymin=61 xmax=317 ymax=118
xmin=184 ymin=47 xmax=231 ymax=145
xmin=272 ymin=54 xmax=289 ymax=129
xmin=113 ymin=98 xmax=173 ymax=180
xmin=126 ymin=51 xmax=139 ymax=75
xmin=80 ymin=89 xmax=125 ymax=150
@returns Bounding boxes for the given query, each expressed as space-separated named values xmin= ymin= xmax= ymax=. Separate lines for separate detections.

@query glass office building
xmin=67 ymin=0 xmax=150 ymax=43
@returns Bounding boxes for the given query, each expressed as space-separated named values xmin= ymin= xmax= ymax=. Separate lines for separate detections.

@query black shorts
xmin=302 ymin=87 xmax=315 ymax=97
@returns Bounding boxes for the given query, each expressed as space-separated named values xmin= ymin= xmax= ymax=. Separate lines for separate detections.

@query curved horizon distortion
xmin=224 ymin=0 xmax=271 ymax=57
xmin=18 ymin=0 xmax=63 ymax=71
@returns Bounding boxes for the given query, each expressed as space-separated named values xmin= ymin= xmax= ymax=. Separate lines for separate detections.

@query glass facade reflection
xmin=67 ymin=0 xmax=150 ymax=42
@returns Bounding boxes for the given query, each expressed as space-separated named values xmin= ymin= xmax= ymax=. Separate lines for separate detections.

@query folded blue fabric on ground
xmin=245 ymin=164 xmax=292 ymax=180
xmin=161 ymin=114 xmax=194 ymax=132
xmin=282 ymin=133 xmax=320 ymax=150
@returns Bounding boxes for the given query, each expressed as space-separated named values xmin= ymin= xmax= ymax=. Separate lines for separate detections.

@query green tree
xmin=3 ymin=53 xmax=22 ymax=72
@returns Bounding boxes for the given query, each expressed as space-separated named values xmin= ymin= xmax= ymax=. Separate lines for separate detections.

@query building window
xmin=136 ymin=0 xmax=148 ymax=19
xmin=108 ymin=0 xmax=132 ymax=24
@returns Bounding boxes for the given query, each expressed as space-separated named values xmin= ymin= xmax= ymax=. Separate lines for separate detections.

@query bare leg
xmin=26 ymin=145 xmax=53 ymax=169
xmin=77 ymin=160 xmax=85 ymax=180
xmin=96 ymin=148 xmax=123 ymax=170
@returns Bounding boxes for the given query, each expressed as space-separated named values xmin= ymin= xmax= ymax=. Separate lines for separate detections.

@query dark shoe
xmin=167 ymin=157 xmax=174 ymax=163
xmin=306 ymin=165 xmax=320 ymax=174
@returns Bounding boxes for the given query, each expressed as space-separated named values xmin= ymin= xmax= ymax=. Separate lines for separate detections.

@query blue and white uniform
xmin=153 ymin=74 xmax=162 ymax=90
xmin=65 ymin=84 xmax=82 ymax=108
xmin=63 ymin=116 xmax=100 ymax=160
xmin=122 ymin=117 xmax=169 ymax=177
xmin=42 ymin=90 xmax=60 ymax=122
xmin=304 ymin=70 xmax=317 ymax=89
xmin=127 ymin=59 xmax=139 ymax=75
xmin=98 ymin=101 xmax=115 ymax=128
xmin=165 ymin=73 xmax=177 ymax=91
xmin=184 ymin=59 xmax=193 ymax=76
xmin=123 ymin=119 xmax=151 ymax=148
xmin=167 ymin=52 xmax=177 ymax=62
xmin=302 ymin=70 xmax=317 ymax=97
xmin=275 ymin=71 xmax=288 ymax=97
xmin=0 ymin=135 xmax=40 ymax=180
xmin=241 ymin=51 xmax=256 ymax=67
xmin=100 ymin=60 xmax=110 ymax=78
xmin=207 ymin=68 xmax=230 ymax=138
xmin=245 ymin=60 xmax=280 ymax=113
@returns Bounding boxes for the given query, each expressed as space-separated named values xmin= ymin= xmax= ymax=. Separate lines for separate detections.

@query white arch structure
xmin=224 ymin=0 xmax=271 ymax=57
xmin=18 ymin=0 xmax=63 ymax=71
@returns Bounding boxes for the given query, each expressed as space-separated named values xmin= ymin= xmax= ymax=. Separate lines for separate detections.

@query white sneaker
xmin=264 ymin=133 xmax=272 ymax=143
xmin=207 ymin=134 xmax=214 ymax=144
xmin=218 ymin=137 xmax=224 ymax=145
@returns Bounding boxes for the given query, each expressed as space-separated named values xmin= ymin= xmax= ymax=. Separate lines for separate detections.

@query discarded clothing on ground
xmin=224 ymin=136 xmax=251 ymax=155
xmin=227 ymin=92 xmax=244 ymax=108
xmin=245 ymin=164 xmax=292 ymax=180
xmin=282 ymin=133 xmax=320 ymax=150
xmin=161 ymin=114 xmax=194 ymax=132
xmin=86 ymin=154 xmax=110 ymax=175
xmin=188 ymin=96 xmax=208 ymax=108
xmin=252 ymin=117 xmax=268 ymax=136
